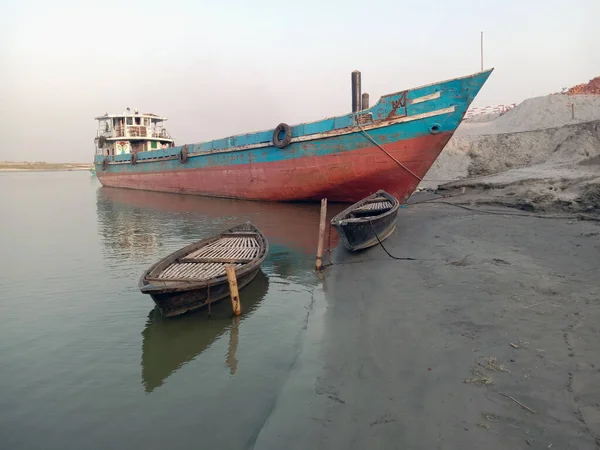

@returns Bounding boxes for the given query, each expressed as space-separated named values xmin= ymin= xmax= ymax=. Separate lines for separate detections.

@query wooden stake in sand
xmin=225 ymin=264 xmax=242 ymax=316
xmin=316 ymin=198 xmax=328 ymax=271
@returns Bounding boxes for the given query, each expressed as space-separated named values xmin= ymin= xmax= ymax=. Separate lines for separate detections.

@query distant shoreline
xmin=0 ymin=162 xmax=93 ymax=172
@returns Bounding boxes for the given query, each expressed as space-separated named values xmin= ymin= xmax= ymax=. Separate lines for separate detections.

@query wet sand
xmin=253 ymin=201 xmax=600 ymax=449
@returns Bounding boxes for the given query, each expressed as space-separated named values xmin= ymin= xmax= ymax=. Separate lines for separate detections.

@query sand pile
xmin=419 ymin=93 xmax=600 ymax=212
xmin=457 ymin=94 xmax=600 ymax=135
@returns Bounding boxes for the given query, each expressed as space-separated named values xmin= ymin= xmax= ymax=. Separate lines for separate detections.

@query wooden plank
xmin=192 ymin=263 xmax=218 ymax=279
xmin=159 ymin=265 xmax=175 ymax=278
xmin=181 ymin=257 xmax=253 ymax=264
xmin=174 ymin=264 xmax=196 ymax=278
xmin=160 ymin=264 xmax=185 ymax=278
xmin=204 ymin=264 xmax=225 ymax=278
xmin=188 ymin=245 xmax=258 ymax=261
xmin=187 ymin=264 xmax=210 ymax=277
xmin=220 ymin=232 xmax=259 ymax=238
xmin=179 ymin=264 xmax=197 ymax=276
xmin=186 ymin=237 xmax=259 ymax=259
xmin=146 ymin=276 xmax=206 ymax=283
xmin=155 ymin=262 xmax=219 ymax=281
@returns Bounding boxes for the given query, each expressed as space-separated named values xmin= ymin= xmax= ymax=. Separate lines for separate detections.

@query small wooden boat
xmin=330 ymin=190 xmax=400 ymax=251
xmin=138 ymin=222 xmax=268 ymax=317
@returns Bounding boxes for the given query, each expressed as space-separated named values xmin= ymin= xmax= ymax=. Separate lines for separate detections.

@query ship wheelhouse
xmin=94 ymin=108 xmax=174 ymax=157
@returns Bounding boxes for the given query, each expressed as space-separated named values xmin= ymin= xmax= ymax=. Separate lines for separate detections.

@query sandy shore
xmin=419 ymin=95 xmax=600 ymax=214
xmin=0 ymin=162 xmax=92 ymax=172
xmin=252 ymin=199 xmax=600 ymax=449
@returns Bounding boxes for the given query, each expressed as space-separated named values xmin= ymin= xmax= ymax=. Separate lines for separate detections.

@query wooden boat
xmin=138 ymin=222 xmax=268 ymax=317
xmin=330 ymin=190 xmax=400 ymax=251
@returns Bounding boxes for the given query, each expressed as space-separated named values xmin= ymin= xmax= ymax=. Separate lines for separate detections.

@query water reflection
xmin=95 ymin=187 xmax=342 ymax=261
xmin=141 ymin=271 xmax=270 ymax=393
xmin=95 ymin=186 xmax=331 ymax=393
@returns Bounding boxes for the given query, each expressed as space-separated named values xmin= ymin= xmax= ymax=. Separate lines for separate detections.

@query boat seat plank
xmin=180 ymin=257 xmax=254 ymax=264
xmin=219 ymin=232 xmax=260 ymax=239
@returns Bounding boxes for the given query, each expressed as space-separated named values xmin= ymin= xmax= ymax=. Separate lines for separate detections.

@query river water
xmin=0 ymin=171 xmax=342 ymax=450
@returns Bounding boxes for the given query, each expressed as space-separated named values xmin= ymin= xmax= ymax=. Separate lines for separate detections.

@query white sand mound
xmin=463 ymin=112 xmax=501 ymax=123
xmin=418 ymin=93 xmax=600 ymax=212
xmin=457 ymin=94 xmax=600 ymax=136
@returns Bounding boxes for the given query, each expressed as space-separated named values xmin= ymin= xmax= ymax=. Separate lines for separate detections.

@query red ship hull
xmin=97 ymin=132 xmax=452 ymax=203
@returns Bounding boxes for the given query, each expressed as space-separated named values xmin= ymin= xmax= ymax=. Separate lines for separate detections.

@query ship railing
xmin=152 ymin=130 xmax=171 ymax=139
xmin=107 ymin=126 xmax=170 ymax=139
xmin=126 ymin=126 xmax=149 ymax=138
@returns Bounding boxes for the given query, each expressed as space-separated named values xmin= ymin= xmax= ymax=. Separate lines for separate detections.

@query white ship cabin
xmin=95 ymin=108 xmax=175 ymax=156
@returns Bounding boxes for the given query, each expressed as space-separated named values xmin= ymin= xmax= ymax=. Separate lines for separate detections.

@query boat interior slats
xmin=156 ymin=262 xmax=244 ymax=280
xmin=185 ymin=237 xmax=260 ymax=262
xmin=353 ymin=201 xmax=393 ymax=212
xmin=151 ymin=232 xmax=264 ymax=282
xmin=186 ymin=246 xmax=259 ymax=261
xmin=181 ymin=257 xmax=254 ymax=264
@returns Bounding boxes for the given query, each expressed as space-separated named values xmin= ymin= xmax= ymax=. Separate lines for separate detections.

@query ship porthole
xmin=430 ymin=124 xmax=441 ymax=134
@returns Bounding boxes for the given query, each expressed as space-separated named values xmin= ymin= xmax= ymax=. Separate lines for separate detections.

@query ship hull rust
xmin=97 ymin=132 xmax=452 ymax=203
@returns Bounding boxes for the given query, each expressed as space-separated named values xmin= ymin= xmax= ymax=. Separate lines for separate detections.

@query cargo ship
xmin=93 ymin=68 xmax=493 ymax=203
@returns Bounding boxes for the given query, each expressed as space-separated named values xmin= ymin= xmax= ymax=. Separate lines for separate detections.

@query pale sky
xmin=1 ymin=0 xmax=598 ymax=162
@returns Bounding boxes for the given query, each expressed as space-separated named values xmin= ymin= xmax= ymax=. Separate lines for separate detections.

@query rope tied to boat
xmin=206 ymin=283 xmax=212 ymax=317
xmin=368 ymin=220 xmax=416 ymax=261
xmin=356 ymin=123 xmax=423 ymax=182
xmin=326 ymin=223 xmax=333 ymax=265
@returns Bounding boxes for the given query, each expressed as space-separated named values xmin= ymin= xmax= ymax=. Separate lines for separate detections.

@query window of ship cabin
xmin=144 ymin=118 xmax=151 ymax=126
xmin=126 ymin=117 xmax=133 ymax=125
xmin=135 ymin=117 xmax=141 ymax=125
xmin=151 ymin=141 xmax=157 ymax=149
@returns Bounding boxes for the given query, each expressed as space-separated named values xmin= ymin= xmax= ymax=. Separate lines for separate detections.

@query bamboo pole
xmin=316 ymin=198 xmax=328 ymax=271
xmin=226 ymin=316 xmax=240 ymax=375
xmin=225 ymin=264 xmax=241 ymax=316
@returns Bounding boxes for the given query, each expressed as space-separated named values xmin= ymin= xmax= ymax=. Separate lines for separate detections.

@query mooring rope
xmin=368 ymin=220 xmax=417 ymax=260
xmin=326 ymin=223 xmax=333 ymax=265
xmin=356 ymin=123 xmax=423 ymax=182
xmin=206 ymin=283 xmax=212 ymax=317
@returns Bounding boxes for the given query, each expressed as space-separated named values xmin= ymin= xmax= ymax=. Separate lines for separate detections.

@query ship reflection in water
xmin=95 ymin=187 xmax=342 ymax=259
xmin=141 ymin=271 xmax=270 ymax=393
xmin=95 ymin=186 xmax=337 ymax=393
